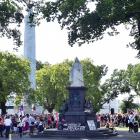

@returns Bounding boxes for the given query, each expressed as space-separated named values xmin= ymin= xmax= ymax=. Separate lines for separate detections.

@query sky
xmin=0 ymin=20 xmax=139 ymax=77
xmin=0 ymin=2 xmax=140 ymax=110
xmin=0 ymin=0 xmax=139 ymax=77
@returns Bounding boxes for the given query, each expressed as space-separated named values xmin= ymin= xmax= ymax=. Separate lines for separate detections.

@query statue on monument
xmin=69 ymin=57 xmax=84 ymax=87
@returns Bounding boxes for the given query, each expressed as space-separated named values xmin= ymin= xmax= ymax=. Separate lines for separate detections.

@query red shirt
xmin=0 ymin=117 xmax=4 ymax=125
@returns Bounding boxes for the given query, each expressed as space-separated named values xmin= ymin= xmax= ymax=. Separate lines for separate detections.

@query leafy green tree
xmin=0 ymin=0 xmax=41 ymax=48
xmin=36 ymin=60 xmax=51 ymax=70
xmin=1 ymin=0 xmax=140 ymax=54
xmin=101 ymin=69 xmax=131 ymax=104
xmin=0 ymin=51 xmax=30 ymax=114
xmin=119 ymin=63 xmax=140 ymax=96
xmin=41 ymin=0 xmax=140 ymax=56
xmin=101 ymin=64 xmax=140 ymax=111
xmin=81 ymin=59 xmax=108 ymax=112
xmin=120 ymin=95 xmax=139 ymax=113
xmin=130 ymin=63 xmax=140 ymax=95
xmin=33 ymin=59 xmax=107 ymax=113
xmin=0 ymin=0 xmax=24 ymax=47
xmin=33 ymin=60 xmax=71 ymax=113
xmin=36 ymin=60 xmax=44 ymax=70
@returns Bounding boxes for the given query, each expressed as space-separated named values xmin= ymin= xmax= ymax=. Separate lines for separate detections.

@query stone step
xmin=31 ymin=129 xmax=118 ymax=138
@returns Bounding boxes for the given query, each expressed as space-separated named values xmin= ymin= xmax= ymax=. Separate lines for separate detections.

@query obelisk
xmin=24 ymin=7 xmax=36 ymax=89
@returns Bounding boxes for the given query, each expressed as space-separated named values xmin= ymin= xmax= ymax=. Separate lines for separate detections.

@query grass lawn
xmin=115 ymin=127 xmax=129 ymax=131
xmin=115 ymin=127 xmax=140 ymax=131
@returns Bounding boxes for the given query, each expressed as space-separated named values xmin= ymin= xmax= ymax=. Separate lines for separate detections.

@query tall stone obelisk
xmin=24 ymin=7 xmax=36 ymax=89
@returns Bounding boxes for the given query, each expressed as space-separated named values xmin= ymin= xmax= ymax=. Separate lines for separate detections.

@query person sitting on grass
xmin=105 ymin=120 xmax=118 ymax=135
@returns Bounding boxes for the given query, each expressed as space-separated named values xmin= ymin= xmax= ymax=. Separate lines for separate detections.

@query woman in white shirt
xmin=4 ymin=116 xmax=12 ymax=138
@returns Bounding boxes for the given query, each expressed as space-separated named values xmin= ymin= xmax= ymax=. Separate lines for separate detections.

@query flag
xmin=19 ymin=104 xmax=24 ymax=116
xmin=19 ymin=104 xmax=24 ymax=111
xmin=32 ymin=104 xmax=36 ymax=112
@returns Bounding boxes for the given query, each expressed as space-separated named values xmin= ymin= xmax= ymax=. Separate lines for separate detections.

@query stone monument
xmin=59 ymin=57 xmax=97 ymax=130
xmin=23 ymin=3 xmax=36 ymax=114
xmin=32 ymin=58 xmax=118 ymax=138
xmin=24 ymin=4 xmax=36 ymax=89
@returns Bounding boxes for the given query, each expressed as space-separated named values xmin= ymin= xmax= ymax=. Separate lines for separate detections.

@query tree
xmin=101 ymin=69 xmax=131 ymax=105
xmin=81 ymin=59 xmax=108 ymax=112
xmin=36 ymin=60 xmax=44 ymax=70
xmin=32 ymin=59 xmax=107 ymax=113
xmin=0 ymin=0 xmax=24 ymax=47
xmin=101 ymin=64 xmax=140 ymax=111
xmin=33 ymin=60 xmax=71 ymax=113
xmin=41 ymin=0 xmax=140 ymax=56
xmin=120 ymin=95 xmax=139 ymax=113
xmin=130 ymin=63 xmax=140 ymax=95
xmin=0 ymin=51 xmax=30 ymax=114
xmin=0 ymin=0 xmax=41 ymax=48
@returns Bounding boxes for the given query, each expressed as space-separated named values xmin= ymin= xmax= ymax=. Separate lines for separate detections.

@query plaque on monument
xmin=60 ymin=57 xmax=97 ymax=128
xmin=87 ymin=120 xmax=96 ymax=130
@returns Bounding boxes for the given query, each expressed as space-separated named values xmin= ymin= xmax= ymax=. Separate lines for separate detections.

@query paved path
xmin=0 ymin=131 xmax=140 ymax=140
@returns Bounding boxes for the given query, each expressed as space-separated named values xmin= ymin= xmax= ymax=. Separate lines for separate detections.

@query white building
xmin=100 ymin=99 xmax=120 ymax=114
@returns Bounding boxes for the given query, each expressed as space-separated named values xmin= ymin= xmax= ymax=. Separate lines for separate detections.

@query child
xmin=38 ymin=118 xmax=44 ymax=133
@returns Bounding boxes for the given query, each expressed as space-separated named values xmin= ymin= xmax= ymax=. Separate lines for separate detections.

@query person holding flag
xmin=19 ymin=104 xmax=24 ymax=117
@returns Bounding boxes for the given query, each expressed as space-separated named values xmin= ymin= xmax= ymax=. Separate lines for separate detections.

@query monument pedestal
xmin=65 ymin=111 xmax=86 ymax=124
xmin=64 ymin=86 xmax=86 ymax=124
xmin=60 ymin=86 xmax=97 ymax=130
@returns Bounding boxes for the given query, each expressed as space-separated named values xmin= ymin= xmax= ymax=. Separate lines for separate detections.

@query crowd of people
xmin=0 ymin=113 xmax=58 ymax=138
xmin=97 ymin=111 xmax=140 ymax=134
xmin=0 ymin=111 xmax=140 ymax=138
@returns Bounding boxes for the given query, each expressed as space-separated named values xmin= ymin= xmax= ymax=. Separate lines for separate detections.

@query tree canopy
xmin=32 ymin=60 xmax=71 ymax=113
xmin=1 ymin=0 xmax=139 ymax=55
xmin=0 ymin=0 xmax=24 ymax=47
xmin=101 ymin=63 xmax=140 ymax=109
xmin=0 ymin=0 xmax=41 ymax=48
xmin=0 ymin=51 xmax=30 ymax=114
xmin=41 ymin=0 xmax=140 ymax=56
xmin=120 ymin=95 xmax=139 ymax=113
xmin=30 ymin=59 xmax=108 ymax=112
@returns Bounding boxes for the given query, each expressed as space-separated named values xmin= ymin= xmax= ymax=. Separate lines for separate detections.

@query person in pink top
xmin=0 ymin=116 xmax=4 ymax=137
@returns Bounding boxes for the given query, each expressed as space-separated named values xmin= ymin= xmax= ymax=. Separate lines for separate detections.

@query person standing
xmin=17 ymin=116 xmax=23 ymax=138
xmin=128 ymin=112 xmax=135 ymax=132
xmin=133 ymin=121 xmax=139 ymax=135
xmin=133 ymin=115 xmax=139 ymax=135
xmin=0 ymin=116 xmax=4 ymax=137
xmin=4 ymin=116 xmax=12 ymax=138
xmin=29 ymin=115 xmax=35 ymax=135
xmin=22 ymin=114 xmax=29 ymax=133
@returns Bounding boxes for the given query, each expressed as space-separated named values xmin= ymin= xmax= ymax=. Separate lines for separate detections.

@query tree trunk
xmin=0 ymin=101 xmax=7 ymax=115
xmin=47 ymin=106 xmax=54 ymax=113
xmin=44 ymin=101 xmax=55 ymax=114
